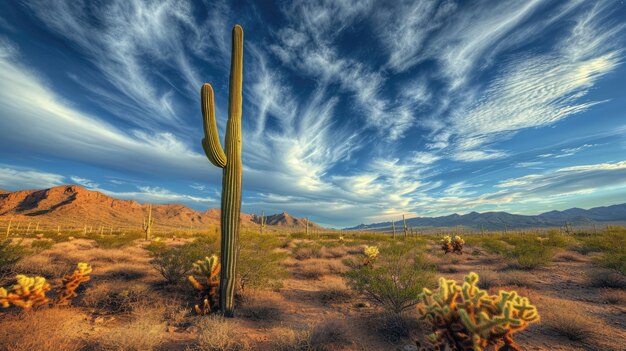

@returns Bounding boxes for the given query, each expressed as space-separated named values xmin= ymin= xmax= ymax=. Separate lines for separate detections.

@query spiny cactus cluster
xmin=0 ymin=275 xmax=50 ymax=309
xmin=188 ymin=255 xmax=221 ymax=315
xmin=416 ymin=272 xmax=539 ymax=351
xmin=363 ymin=245 xmax=379 ymax=266
xmin=56 ymin=262 xmax=92 ymax=306
xmin=1 ymin=263 xmax=91 ymax=310
xmin=441 ymin=235 xmax=465 ymax=255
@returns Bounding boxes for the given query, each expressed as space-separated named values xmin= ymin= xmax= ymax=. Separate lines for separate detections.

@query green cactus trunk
xmin=201 ymin=25 xmax=243 ymax=317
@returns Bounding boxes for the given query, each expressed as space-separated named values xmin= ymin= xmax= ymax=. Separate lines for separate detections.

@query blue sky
xmin=0 ymin=0 xmax=625 ymax=227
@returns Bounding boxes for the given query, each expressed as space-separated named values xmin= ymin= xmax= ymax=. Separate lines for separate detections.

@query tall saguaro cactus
xmin=402 ymin=214 xmax=408 ymax=239
xmin=143 ymin=204 xmax=153 ymax=241
xmin=260 ymin=210 xmax=266 ymax=235
xmin=200 ymin=24 xmax=244 ymax=317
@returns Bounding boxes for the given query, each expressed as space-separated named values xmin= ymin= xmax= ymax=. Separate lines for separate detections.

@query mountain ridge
xmin=0 ymin=185 xmax=324 ymax=230
xmin=345 ymin=203 xmax=626 ymax=231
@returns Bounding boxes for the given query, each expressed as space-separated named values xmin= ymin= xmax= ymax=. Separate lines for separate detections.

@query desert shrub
xmin=309 ymin=320 xmax=350 ymax=350
xmin=93 ymin=233 xmax=141 ymax=249
xmin=416 ymin=272 xmax=539 ymax=351
xmin=344 ymin=245 xmax=435 ymax=314
xmin=474 ymin=270 xmax=501 ymax=289
xmin=502 ymin=236 xmax=554 ymax=270
xmin=271 ymin=327 xmax=313 ymax=351
xmin=587 ymin=269 xmax=626 ymax=289
xmin=317 ymin=282 xmax=353 ymax=304
xmin=539 ymin=298 xmax=599 ymax=345
xmin=194 ymin=315 xmax=249 ymax=351
xmin=98 ymin=307 xmax=166 ymax=351
xmin=0 ymin=239 xmax=25 ymax=278
xmin=239 ymin=291 xmax=283 ymax=322
xmin=30 ymin=239 xmax=54 ymax=252
xmin=594 ymin=251 xmax=626 ymax=274
xmin=599 ymin=288 xmax=626 ymax=305
xmin=0 ymin=307 xmax=87 ymax=351
xmin=146 ymin=241 xmax=204 ymax=284
xmin=82 ymin=284 xmax=148 ymax=314
xmin=294 ymin=263 xmax=326 ymax=280
xmin=292 ymin=242 xmax=322 ymax=260
xmin=238 ymin=233 xmax=287 ymax=291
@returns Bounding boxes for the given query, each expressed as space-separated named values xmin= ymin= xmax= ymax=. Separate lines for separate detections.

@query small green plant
xmin=0 ymin=239 xmax=24 ymax=278
xmin=31 ymin=239 xmax=54 ymax=252
xmin=146 ymin=241 xmax=203 ymax=284
xmin=416 ymin=272 xmax=539 ymax=351
xmin=237 ymin=232 xmax=286 ymax=291
xmin=344 ymin=245 xmax=435 ymax=314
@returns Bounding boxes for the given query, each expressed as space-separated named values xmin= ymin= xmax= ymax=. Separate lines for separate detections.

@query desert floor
xmin=0 ymin=231 xmax=625 ymax=351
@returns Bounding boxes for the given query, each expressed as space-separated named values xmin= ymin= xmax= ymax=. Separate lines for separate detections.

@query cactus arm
xmin=201 ymin=83 xmax=227 ymax=168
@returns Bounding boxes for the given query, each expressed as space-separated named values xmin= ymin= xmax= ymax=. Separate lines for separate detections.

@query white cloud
xmin=0 ymin=167 xmax=65 ymax=190
xmin=69 ymin=176 xmax=99 ymax=189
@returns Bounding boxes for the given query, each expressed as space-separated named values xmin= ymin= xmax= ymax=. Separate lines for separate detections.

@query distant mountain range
xmin=0 ymin=185 xmax=322 ymax=230
xmin=345 ymin=203 xmax=626 ymax=231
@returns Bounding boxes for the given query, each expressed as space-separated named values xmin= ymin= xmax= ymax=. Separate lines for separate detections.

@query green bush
xmin=343 ymin=245 xmax=435 ymax=314
xmin=238 ymin=232 xmax=287 ymax=291
xmin=0 ymin=239 xmax=25 ymax=278
xmin=31 ymin=239 xmax=54 ymax=251
xmin=93 ymin=233 xmax=142 ymax=248
xmin=146 ymin=242 xmax=205 ymax=284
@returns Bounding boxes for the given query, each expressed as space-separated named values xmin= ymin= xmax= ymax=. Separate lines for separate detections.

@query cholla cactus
xmin=363 ymin=245 xmax=380 ymax=266
xmin=441 ymin=235 xmax=464 ymax=255
xmin=0 ymin=275 xmax=51 ymax=309
xmin=441 ymin=235 xmax=453 ymax=253
xmin=416 ymin=272 xmax=539 ymax=351
xmin=56 ymin=262 xmax=92 ymax=306
xmin=452 ymin=235 xmax=465 ymax=253
xmin=188 ymin=255 xmax=221 ymax=314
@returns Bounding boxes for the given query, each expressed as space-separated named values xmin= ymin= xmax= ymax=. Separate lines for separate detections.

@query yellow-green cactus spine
xmin=143 ymin=204 xmax=153 ymax=241
xmin=201 ymin=24 xmax=243 ymax=317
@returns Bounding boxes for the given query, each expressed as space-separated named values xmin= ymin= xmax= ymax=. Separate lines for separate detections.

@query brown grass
xmin=193 ymin=315 xmax=250 ymax=351
xmin=587 ymin=269 xmax=626 ymax=289
xmin=538 ymin=297 xmax=602 ymax=345
xmin=96 ymin=307 xmax=166 ymax=350
xmin=0 ymin=308 xmax=87 ymax=351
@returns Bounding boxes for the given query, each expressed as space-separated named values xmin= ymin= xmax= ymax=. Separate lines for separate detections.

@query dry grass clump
xmin=539 ymin=297 xmax=601 ymax=345
xmin=294 ymin=261 xmax=329 ymax=280
xmin=82 ymin=282 xmax=152 ymax=314
xmin=97 ymin=307 xmax=166 ymax=351
xmin=320 ymin=246 xmax=348 ymax=259
xmin=271 ymin=320 xmax=350 ymax=351
xmin=0 ymin=307 xmax=87 ymax=351
xmin=473 ymin=269 xmax=501 ymax=289
xmin=498 ymin=270 xmax=538 ymax=289
xmin=100 ymin=264 xmax=149 ymax=281
xmin=239 ymin=290 xmax=283 ymax=322
xmin=193 ymin=315 xmax=250 ymax=351
xmin=317 ymin=281 xmax=353 ymax=304
xmin=598 ymin=288 xmax=626 ymax=305
xmin=12 ymin=254 xmax=72 ymax=279
xmin=553 ymin=251 xmax=589 ymax=262
xmin=310 ymin=319 xmax=351 ymax=349
xmin=587 ymin=269 xmax=626 ymax=289
xmin=326 ymin=260 xmax=347 ymax=274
